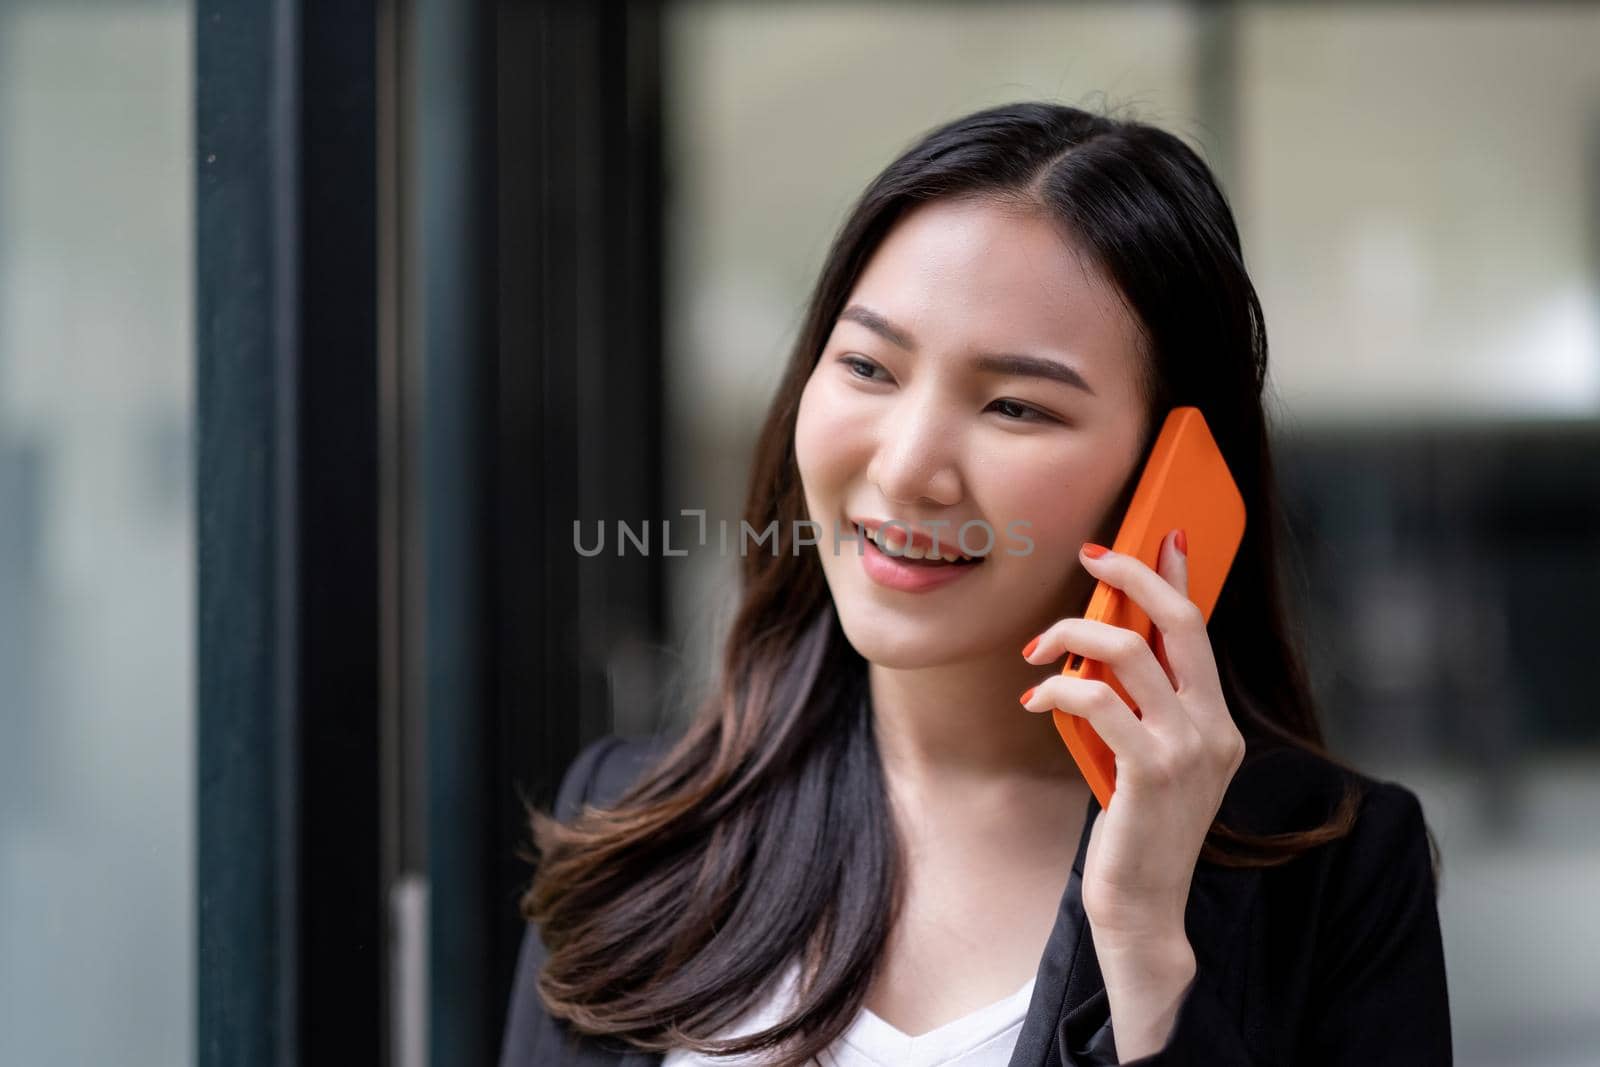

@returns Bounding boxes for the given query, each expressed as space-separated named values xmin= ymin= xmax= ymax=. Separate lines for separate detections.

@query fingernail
xmin=1175 ymin=528 xmax=1188 ymax=556
xmin=1019 ymin=685 xmax=1037 ymax=706
xmin=1081 ymin=542 xmax=1109 ymax=559
xmin=1022 ymin=635 xmax=1040 ymax=658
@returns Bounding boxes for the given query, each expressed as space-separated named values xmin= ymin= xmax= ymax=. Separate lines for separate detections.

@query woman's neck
xmin=868 ymin=654 xmax=1087 ymax=795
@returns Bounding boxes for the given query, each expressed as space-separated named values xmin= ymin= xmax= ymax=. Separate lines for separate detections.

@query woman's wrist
xmin=1090 ymin=925 xmax=1198 ymax=1061
xmin=1093 ymin=925 xmax=1196 ymax=988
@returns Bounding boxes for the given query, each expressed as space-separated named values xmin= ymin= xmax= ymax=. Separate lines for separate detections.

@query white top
xmin=661 ymin=958 xmax=1036 ymax=1067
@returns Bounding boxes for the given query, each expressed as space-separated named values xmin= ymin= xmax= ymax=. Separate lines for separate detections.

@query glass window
xmin=0 ymin=3 xmax=194 ymax=1063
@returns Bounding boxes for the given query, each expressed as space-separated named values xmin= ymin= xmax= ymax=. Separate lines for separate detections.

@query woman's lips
xmin=859 ymin=533 xmax=984 ymax=593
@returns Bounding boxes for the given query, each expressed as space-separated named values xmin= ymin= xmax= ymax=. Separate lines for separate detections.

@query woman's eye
xmin=840 ymin=355 xmax=885 ymax=381
xmin=837 ymin=358 xmax=1056 ymax=424
xmin=988 ymin=398 xmax=1054 ymax=423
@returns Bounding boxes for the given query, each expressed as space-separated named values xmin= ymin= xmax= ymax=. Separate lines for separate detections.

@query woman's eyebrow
xmin=837 ymin=303 xmax=1096 ymax=396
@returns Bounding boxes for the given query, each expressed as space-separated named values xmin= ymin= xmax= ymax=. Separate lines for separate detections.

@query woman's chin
xmin=832 ymin=609 xmax=990 ymax=671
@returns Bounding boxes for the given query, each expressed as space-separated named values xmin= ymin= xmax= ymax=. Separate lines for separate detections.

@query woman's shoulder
xmin=1224 ymin=741 xmax=1440 ymax=895
xmin=502 ymin=733 xmax=684 ymax=1066
xmin=1227 ymin=741 xmax=1430 ymax=833
xmin=554 ymin=731 xmax=681 ymax=821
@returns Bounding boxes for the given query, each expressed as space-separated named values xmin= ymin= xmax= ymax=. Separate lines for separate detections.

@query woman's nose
xmin=866 ymin=398 xmax=962 ymax=507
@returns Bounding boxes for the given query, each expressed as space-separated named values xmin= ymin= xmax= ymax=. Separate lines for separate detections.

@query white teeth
xmin=867 ymin=526 xmax=974 ymax=563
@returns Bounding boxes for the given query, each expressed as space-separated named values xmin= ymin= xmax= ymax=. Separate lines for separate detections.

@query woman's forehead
xmin=839 ymin=200 xmax=1143 ymax=382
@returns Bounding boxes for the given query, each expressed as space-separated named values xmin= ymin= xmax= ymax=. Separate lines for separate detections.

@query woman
xmin=500 ymin=101 xmax=1451 ymax=1066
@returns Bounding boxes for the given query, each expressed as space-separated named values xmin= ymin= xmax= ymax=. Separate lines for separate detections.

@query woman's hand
xmin=1019 ymin=528 xmax=1246 ymax=942
xmin=1018 ymin=529 xmax=1245 ymax=1057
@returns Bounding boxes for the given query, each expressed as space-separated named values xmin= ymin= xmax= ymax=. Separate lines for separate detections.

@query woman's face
xmin=794 ymin=196 xmax=1152 ymax=669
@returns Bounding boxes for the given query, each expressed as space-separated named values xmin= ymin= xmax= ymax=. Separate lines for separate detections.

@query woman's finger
xmin=1022 ymin=615 xmax=1184 ymax=733
xmin=1151 ymin=531 xmax=1189 ymax=688
xmin=1074 ymin=538 xmax=1215 ymax=701
xmin=1020 ymin=673 xmax=1149 ymax=760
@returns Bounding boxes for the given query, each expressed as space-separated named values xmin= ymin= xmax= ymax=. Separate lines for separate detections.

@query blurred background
xmin=1 ymin=1 xmax=1596 ymax=1065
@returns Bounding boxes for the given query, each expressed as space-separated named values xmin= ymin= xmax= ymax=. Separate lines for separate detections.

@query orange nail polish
xmin=1019 ymin=686 xmax=1037 ymax=706
xmin=1022 ymin=635 xmax=1040 ymax=658
xmin=1081 ymin=542 xmax=1108 ymax=559
xmin=1175 ymin=528 xmax=1188 ymax=556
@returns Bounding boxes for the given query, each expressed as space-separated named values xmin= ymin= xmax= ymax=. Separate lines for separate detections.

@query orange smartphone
xmin=1052 ymin=406 xmax=1246 ymax=809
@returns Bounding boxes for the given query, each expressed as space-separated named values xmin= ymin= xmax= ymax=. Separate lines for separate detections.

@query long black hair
xmin=522 ymin=100 xmax=1368 ymax=1065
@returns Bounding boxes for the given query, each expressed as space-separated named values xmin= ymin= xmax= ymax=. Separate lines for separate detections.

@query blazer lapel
xmin=1009 ymin=789 xmax=1263 ymax=1066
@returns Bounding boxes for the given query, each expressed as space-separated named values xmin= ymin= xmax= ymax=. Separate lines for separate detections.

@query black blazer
xmin=501 ymin=734 xmax=1452 ymax=1065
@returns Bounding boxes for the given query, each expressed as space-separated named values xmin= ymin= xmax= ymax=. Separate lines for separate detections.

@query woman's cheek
xmin=793 ymin=375 xmax=828 ymax=489
xmin=1027 ymin=494 xmax=1086 ymax=554
xmin=795 ymin=374 xmax=869 ymax=487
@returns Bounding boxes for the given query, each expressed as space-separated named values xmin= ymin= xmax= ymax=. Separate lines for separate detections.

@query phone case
xmin=1053 ymin=405 xmax=1246 ymax=809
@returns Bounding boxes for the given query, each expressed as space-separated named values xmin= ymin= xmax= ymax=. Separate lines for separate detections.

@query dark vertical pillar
xmin=201 ymin=1 xmax=667 ymax=1062
xmin=298 ymin=1 xmax=382 ymax=1062
xmin=470 ymin=0 xmax=670 ymax=1060
xmin=197 ymin=3 xmax=301 ymax=1063
xmin=416 ymin=0 xmax=493 ymax=1062
xmin=198 ymin=1 xmax=381 ymax=1063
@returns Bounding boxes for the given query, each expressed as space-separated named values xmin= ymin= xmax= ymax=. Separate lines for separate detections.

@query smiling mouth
xmin=870 ymin=534 xmax=979 ymax=566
